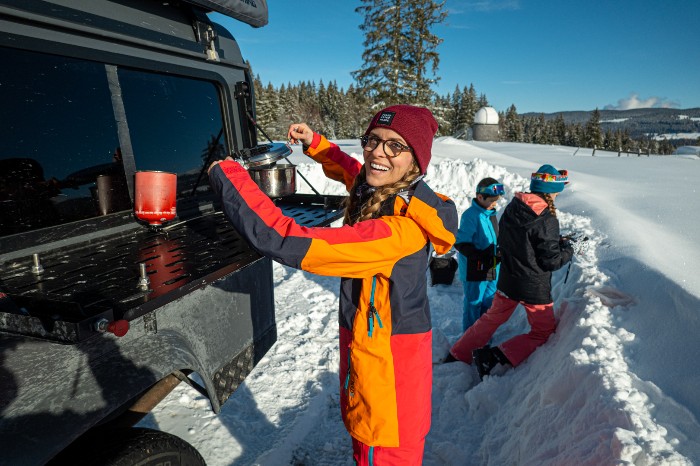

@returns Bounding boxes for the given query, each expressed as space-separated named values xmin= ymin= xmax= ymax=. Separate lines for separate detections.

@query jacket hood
xmin=503 ymin=192 xmax=550 ymax=228
xmin=516 ymin=192 xmax=548 ymax=214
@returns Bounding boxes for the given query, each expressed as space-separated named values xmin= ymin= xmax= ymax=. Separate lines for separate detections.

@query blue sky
xmin=212 ymin=0 xmax=700 ymax=114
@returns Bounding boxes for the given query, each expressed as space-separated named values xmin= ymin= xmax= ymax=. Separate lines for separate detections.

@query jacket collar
xmin=471 ymin=198 xmax=497 ymax=216
xmin=515 ymin=192 xmax=548 ymax=215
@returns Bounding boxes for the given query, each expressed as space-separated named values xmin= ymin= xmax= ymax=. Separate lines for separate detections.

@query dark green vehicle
xmin=0 ymin=1 xmax=342 ymax=464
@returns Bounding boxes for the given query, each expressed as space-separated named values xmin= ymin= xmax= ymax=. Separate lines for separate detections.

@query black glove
xmin=455 ymin=242 xmax=478 ymax=259
xmin=562 ymin=242 xmax=574 ymax=263
xmin=478 ymin=244 xmax=498 ymax=270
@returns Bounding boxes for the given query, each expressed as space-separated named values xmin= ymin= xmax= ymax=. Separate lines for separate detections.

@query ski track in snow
xmin=139 ymin=154 xmax=697 ymax=465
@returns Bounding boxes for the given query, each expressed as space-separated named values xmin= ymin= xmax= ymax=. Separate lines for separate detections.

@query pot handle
xmin=283 ymin=155 xmax=321 ymax=195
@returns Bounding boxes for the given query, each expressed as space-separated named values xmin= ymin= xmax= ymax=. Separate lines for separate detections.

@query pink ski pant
xmin=450 ymin=291 xmax=556 ymax=367
xmin=352 ymin=437 xmax=425 ymax=466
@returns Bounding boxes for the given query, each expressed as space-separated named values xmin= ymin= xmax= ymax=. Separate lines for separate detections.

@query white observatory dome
xmin=474 ymin=107 xmax=499 ymax=125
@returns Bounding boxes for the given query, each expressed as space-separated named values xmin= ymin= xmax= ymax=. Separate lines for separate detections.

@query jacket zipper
xmin=344 ymin=349 xmax=352 ymax=396
xmin=345 ymin=276 xmax=383 ymax=398
xmin=367 ymin=275 xmax=383 ymax=338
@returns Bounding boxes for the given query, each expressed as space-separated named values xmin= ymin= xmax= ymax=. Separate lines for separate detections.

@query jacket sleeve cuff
xmin=218 ymin=159 xmax=248 ymax=175
xmin=303 ymin=132 xmax=322 ymax=152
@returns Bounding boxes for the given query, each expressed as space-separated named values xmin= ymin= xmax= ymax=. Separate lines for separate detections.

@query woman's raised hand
xmin=287 ymin=123 xmax=314 ymax=146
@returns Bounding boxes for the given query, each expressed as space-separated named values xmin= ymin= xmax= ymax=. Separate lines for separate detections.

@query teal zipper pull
xmin=367 ymin=276 xmax=383 ymax=338
xmin=344 ymin=351 xmax=351 ymax=391
xmin=374 ymin=307 xmax=383 ymax=328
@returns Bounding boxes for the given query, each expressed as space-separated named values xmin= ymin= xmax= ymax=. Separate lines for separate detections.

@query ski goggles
xmin=531 ymin=169 xmax=568 ymax=183
xmin=476 ymin=183 xmax=505 ymax=197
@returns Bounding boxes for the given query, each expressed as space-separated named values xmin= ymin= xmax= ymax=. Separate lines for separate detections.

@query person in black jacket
xmin=447 ymin=164 xmax=574 ymax=378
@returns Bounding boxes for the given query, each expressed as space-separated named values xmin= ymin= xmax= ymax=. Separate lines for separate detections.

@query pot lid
xmin=238 ymin=142 xmax=292 ymax=168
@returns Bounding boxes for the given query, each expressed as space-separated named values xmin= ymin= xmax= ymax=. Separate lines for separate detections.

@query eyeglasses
xmin=531 ymin=169 xmax=568 ymax=183
xmin=476 ymin=183 xmax=505 ymax=197
xmin=360 ymin=135 xmax=413 ymax=158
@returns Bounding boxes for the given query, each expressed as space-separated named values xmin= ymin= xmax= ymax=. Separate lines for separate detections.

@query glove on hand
xmin=479 ymin=244 xmax=498 ymax=269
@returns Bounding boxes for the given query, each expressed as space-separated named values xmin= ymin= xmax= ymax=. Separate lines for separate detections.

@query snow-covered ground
xmin=139 ymin=139 xmax=700 ymax=465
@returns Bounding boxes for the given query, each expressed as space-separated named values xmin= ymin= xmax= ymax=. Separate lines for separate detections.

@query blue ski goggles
xmin=476 ymin=183 xmax=505 ymax=197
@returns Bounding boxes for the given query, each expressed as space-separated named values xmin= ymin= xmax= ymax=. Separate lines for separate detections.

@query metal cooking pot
xmin=248 ymin=163 xmax=296 ymax=198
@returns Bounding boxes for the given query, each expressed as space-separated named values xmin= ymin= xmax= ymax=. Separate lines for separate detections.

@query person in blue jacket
xmin=454 ymin=178 xmax=504 ymax=332
xmin=448 ymin=164 xmax=574 ymax=378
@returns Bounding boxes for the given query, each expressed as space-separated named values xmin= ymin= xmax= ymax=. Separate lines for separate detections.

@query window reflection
xmin=0 ymin=47 xmax=124 ymax=235
xmin=0 ymin=46 xmax=227 ymax=238
xmin=118 ymin=69 xmax=227 ymax=198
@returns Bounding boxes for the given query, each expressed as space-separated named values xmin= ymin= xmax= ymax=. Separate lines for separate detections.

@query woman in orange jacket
xmin=208 ymin=105 xmax=457 ymax=465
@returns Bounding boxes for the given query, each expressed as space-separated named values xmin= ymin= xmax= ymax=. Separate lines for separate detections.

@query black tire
xmin=85 ymin=427 xmax=206 ymax=466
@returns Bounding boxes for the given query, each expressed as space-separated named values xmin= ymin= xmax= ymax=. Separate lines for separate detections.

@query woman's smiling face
xmin=362 ymin=128 xmax=416 ymax=187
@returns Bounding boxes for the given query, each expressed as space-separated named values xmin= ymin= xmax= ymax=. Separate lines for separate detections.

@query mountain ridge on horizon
xmin=519 ymin=107 xmax=700 ymax=140
xmin=521 ymin=106 xmax=700 ymax=121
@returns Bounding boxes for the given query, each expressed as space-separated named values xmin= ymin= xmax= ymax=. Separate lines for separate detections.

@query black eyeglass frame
xmin=360 ymin=134 xmax=413 ymax=158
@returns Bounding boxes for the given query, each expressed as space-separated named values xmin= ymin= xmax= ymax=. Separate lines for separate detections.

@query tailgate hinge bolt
xmin=137 ymin=263 xmax=150 ymax=290
xmin=31 ymin=253 xmax=44 ymax=275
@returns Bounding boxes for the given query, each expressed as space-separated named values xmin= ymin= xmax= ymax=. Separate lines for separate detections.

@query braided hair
xmin=540 ymin=193 xmax=557 ymax=218
xmin=343 ymin=162 xmax=422 ymax=226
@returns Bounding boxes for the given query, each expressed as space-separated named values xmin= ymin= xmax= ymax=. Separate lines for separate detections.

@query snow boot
xmin=472 ymin=345 xmax=510 ymax=380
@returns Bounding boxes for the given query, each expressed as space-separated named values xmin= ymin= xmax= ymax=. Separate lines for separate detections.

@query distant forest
xmin=251 ymin=72 xmax=488 ymax=141
xmin=251 ymin=73 xmax=699 ymax=156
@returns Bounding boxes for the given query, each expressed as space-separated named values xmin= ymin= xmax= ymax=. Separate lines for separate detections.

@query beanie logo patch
xmin=377 ymin=111 xmax=396 ymax=126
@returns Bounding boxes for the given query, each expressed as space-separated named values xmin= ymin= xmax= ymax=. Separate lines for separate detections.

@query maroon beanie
xmin=365 ymin=104 xmax=438 ymax=175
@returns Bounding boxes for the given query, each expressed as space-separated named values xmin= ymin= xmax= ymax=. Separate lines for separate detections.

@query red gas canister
xmin=134 ymin=170 xmax=177 ymax=226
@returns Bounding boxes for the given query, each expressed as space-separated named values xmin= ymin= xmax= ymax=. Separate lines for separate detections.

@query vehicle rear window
xmin=0 ymin=47 xmax=123 ymax=236
xmin=118 ymin=68 xmax=227 ymax=198
xmin=0 ymin=46 xmax=227 ymax=239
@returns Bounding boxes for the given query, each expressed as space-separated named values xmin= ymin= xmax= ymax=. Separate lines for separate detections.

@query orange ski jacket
xmin=209 ymin=133 xmax=457 ymax=447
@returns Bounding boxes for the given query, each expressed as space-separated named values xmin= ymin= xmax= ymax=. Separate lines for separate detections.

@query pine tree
xmin=621 ymin=129 xmax=633 ymax=152
xmin=353 ymin=0 xmax=404 ymax=105
xmin=278 ymin=83 xmax=301 ymax=129
xmin=602 ymin=129 xmax=615 ymax=151
xmin=448 ymin=85 xmax=460 ymax=134
xmin=584 ymin=108 xmax=603 ymax=149
xmin=614 ymin=130 xmax=623 ymax=153
xmin=256 ymin=82 xmax=279 ymax=138
xmin=458 ymin=85 xmax=478 ymax=134
xmin=431 ymin=93 xmax=453 ymax=136
xmin=503 ymin=104 xmax=523 ymax=142
xmin=345 ymin=84 xmax=374 ymax=137
xmin=353 ymin=0 xmax=446 ymax=106
xmin=298 ymin=81 xmax=322 ymax=131
xmin=553 ymin=114 xmax=567 ymax=145
xmin=534 ymin=114 xmax=547 ymax=144
xmin=404 ymin=0 xmax=447 ymax=105
xmin=320 ymin=81 xmax=343 ymax=139
xmin=659 ymin=138 xmax=674 ymax=155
